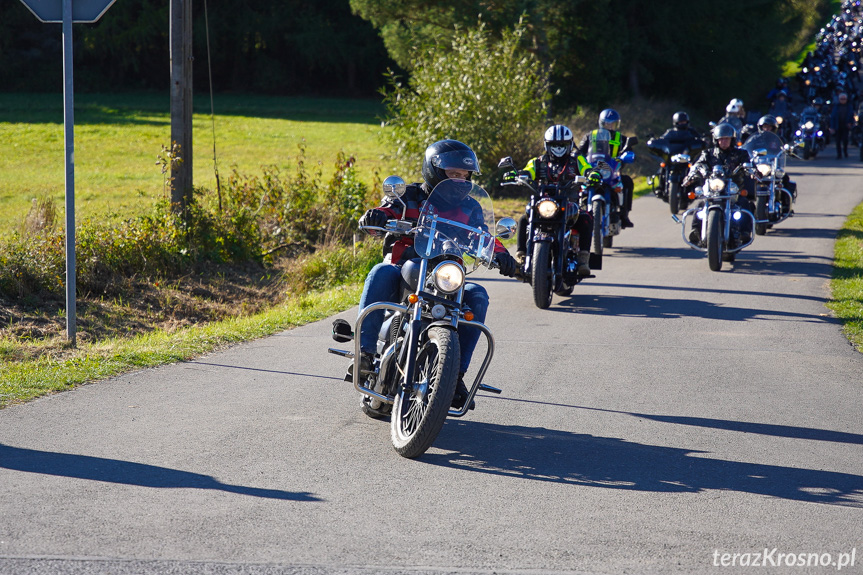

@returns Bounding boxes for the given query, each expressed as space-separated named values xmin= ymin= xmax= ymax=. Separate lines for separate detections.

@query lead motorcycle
xmin=672 ymin=164 xmax=756 ymax=272
xmin=578 ymin=129 xmax=637 ymax=256
xmin=646 ymin=134 xmax=705 ymax=214
xmin=498 ymin=157 xmax=597 ymax=309
xmin=328 ymin=177 xmax=515 ymax=458
xmin=741 ymin=131 xmax=795 ymax=235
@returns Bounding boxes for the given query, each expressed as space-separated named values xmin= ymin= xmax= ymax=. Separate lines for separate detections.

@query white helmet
xmin=726 ymin=103 xmax=741 ymax=114
xmin=544 ymin=124 xmax=574 ymax=159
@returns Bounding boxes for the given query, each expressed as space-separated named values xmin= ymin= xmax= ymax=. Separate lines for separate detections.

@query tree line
xmin=1 ymin=0 xmax=833 ymax=113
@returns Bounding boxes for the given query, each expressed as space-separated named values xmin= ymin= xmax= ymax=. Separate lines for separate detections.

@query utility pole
xmin=170 ymin=0 xmax=193 ymax=215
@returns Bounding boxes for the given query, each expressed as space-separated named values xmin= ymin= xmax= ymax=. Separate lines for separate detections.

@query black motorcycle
xmin=329 ymin=177 xmax=516 ymax=458
xmin=499 ymin=157 xmax=598 ymax=309
xmin=646 ymin=135 xmax=705 ymax=214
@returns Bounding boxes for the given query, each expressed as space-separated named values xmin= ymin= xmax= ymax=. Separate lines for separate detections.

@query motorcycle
xmin=498 ymin=157 xmax=598 ymax=309
xmin=646 ymin=134 xmax=705 ymax=214
xmin=578 ymin=129 xmax=637 ymax=256
xmin=741 ymin=131 xmax=795 ymax=235
xmin=672 ymin=164 xmax=756 ymax=272
xmin=328 ymin=177 xmax=516 ymax=458
xmin=793 ymin=110 xmax=826 ymax=159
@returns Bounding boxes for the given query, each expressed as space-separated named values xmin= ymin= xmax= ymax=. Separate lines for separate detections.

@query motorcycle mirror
xmin=495 ymin=217 xmax=517 ymax=240
xmin=497 ymin=156 xmax=515 ymax=170
xmin=382 ymin=175 xmax=407 ymax=198
xmin=619 ymin=150 xmax=636 ymax=164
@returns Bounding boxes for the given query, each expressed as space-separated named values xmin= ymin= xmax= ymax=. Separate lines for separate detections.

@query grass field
xmin=0 ymin=93 xmax=393 ymax=231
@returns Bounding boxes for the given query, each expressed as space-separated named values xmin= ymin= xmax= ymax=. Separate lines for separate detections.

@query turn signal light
xmin=464 ymin=311 xmax=475 ymax=321
xmin=408 ymin=294 xmax=419 ymax=304
xmin=688 ymin=191 xmax=696 ymax=199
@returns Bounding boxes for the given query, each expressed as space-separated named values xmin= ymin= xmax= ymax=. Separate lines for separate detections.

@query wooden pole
xmin=170 ymin=0 xmax=193 ymax=215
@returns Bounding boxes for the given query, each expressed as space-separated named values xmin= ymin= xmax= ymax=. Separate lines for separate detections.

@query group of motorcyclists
xmin=332 ymin=1 xmax=863 ymax=453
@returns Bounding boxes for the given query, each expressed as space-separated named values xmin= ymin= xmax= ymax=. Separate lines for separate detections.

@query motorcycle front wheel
xmin=390 ymin=327 xmax=459 ymax=459
xmin=668 ymin=180 xmax=681 ymax=214
xmin=592 ymin=200 xmax=604 ymax=256
xmin=706 ymin=210 xmax=724 ymax=272
xmin=531 ymin=241 xmax=554 ymax=309
xmin=755 ymin=196 xmax=768 ymax=236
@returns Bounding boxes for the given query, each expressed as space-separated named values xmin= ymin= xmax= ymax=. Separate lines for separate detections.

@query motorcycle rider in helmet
xmin=756 ymin=114 xmax=799 ymax=206
xmin=504 ymin=124 xmax=595 ymax=276
xmin=573 ymin=108 xmax=637 ymax=228
xmin=719 ymin=102 xmax=744 ymax=137
xmin=682 ymin=123 xmax=755 ymax=247
xmin=355 ymin=139 xmax=517 ymax=409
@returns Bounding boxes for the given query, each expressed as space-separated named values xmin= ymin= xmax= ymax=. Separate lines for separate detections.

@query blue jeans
xmin=358 ymin=261 xmax=489 ymax=374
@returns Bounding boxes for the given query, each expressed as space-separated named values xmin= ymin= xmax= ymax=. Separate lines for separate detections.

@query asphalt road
xmin=1 ymin=158 xmax=862 ymax=575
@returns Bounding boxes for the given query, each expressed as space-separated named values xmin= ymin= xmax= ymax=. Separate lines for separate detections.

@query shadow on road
xmin=187 ymin=361 xmax=344 ymax=382
xmin=551 ymin=293 xmax=833 ymax=323
xmin=428 ymin=421 xmax=863 ymax=507
xmin=0 ymin=443 xmax=321 ymax=501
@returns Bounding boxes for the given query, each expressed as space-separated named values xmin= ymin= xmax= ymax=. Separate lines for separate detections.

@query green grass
xmin=0 ymin=93 xmax=391 ymax=231
xmin=828 ymin=203 xmax=863 ymax=352
xmin=0 ymin=284 xmax=362 ymax=407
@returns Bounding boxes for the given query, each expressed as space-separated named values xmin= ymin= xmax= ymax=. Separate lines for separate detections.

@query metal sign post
xmin=19 ymin=0 xmax=116 ymax=345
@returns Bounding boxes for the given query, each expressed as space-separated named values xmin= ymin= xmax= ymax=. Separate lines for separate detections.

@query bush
xmin=0 ymin=150 xmax=376 ymax=303
xmin=381 ymin=18 xmax=551 ymax=189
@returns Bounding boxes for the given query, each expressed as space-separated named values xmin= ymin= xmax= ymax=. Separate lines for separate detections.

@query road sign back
xmin=19 ymin=0 xmax=117 ymax=23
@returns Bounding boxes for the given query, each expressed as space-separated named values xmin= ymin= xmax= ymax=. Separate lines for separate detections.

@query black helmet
xmin=421 ymin=139 xmax=481 ymax=190
xmin=544 ymin=124 xmax=574 ymax=160
xmin=672 ymin=111 xmax=690 ymax=129
xmin=598 ymin=108 xmax=621 ymax=131
xmin=757 ymin=115 xmax=778 ymax=132
xmin=712 ymin=122 xmax=737 ymax=140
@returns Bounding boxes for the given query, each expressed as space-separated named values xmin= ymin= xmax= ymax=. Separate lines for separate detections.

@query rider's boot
xmin=620 ymin=209 xmax=634 ymax=228
xmin=345 ymin=351 xmax=374 ymax=382
xmin=515 ymin=250 xmax=526 ymax=267
xmin=452 ymin=373 xmax=476 ymax=410
xmin=577 ymin=251 xmax=591 ymax=276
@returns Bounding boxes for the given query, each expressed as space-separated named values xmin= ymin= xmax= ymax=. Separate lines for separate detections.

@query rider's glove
xmin=502 ymin=170 xmax=518 ymax=182
xmin=494 ymin=251 xmax=517 ymax=277
xmin=359 ymin=208 xmax=388 ymax=229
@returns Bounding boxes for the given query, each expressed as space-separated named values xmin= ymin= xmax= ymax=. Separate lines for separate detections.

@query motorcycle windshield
xmin=742 ymin=131 xmax=786 ymax=171
xmin=414 ymin=179 xmax=496 ymax=274
xmin=587 ymin=128 xmax=611 ymax=157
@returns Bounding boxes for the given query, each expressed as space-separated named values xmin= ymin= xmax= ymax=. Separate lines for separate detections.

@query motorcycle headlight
xmin=708 ymin=178 xmax=726 ymax=192
xmin=600 ymin=166 xmax=612 ymax=179
xmin=537 ymin=199 xmax=559 ymax=218
xmin=776 ymin=116 xmax=784 ymax=125
xmin=804 ymin=121 xmax=815 ymax=130
xmin=775 ymin=168 xmax=785 ymax=179
xmin=729 ymin=182 xmax=739 ymax=195
xmin=756 ymin=163 xmax=772 ymax=176
xmin=432 ymin=262 xmax=464 ymax=294
xmin=671 ymin=153 xmax=691 ymax=164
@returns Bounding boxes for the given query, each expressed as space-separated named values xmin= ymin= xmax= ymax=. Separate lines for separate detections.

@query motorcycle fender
xmin=421 ymin=321 xmax=458 ymax=342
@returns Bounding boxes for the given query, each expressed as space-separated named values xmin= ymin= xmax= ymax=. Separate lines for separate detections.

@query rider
xmin=505 ymin=124 xmax=594 ymax=276
xmin=719 ymin=102 xmax=744 ymax=138
xmin=356 ymin=139 xmax=517 ymax=409
xmin=573 ymin=109 xmax=636 ymax=228
xmin=661 ymin=111 xmax=703 ymax=145
xmin=754 ymin=114 xmax=798 ymax=203
xmin=682 ymin=123 xmax=754 ymax=246
xmin=830 ymin=92 xmax=853 ymax=159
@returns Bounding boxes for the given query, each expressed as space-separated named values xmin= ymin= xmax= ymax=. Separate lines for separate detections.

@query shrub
xmin=381 ymin=18 xmax=551 ymax=189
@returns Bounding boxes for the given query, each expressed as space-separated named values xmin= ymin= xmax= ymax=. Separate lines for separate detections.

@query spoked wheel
xmin=390 ymin=327 xmax=459 ymax=459
xmin=592 ymin=200 xmax=604 ymax=256
xmin=755 ymin=196 xmax=768 ymax=235
xmin=531 ymin=242 xmax=554 ymax=309
xmin=706 ymin=209 xmax=724 ymax=272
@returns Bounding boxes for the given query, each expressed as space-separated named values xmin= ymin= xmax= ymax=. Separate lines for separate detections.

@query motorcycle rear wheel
xmin=592 ymin=200 xmax=604 ymax=256
xmin=706 ymin=210 xmax=724 ymax=272
xmin=390 ymin=327 xmax=459 ymax=459
xmin=531 ymin=242 xmax=554 ymax=309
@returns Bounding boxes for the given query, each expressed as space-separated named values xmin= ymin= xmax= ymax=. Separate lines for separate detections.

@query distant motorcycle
xmin=741 ymin=131 xmax=795 ymax=235
xmin=793 ymin=110 xmax=826 ymax=159
xmin=672 ymin=164 xmax=756 ymax=272
xmin=329 ymin=177 xmax=515 ymax=458
xmin=498 ymin=157 xmax=596 ymax=309
xmin=646 ymin=134 xmax=705 ymax=214
xmin=578 ymin=129 xmax=637 ymax=255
